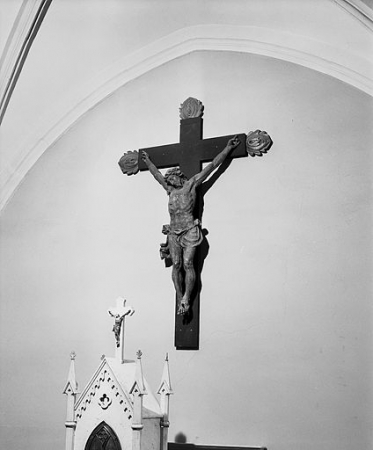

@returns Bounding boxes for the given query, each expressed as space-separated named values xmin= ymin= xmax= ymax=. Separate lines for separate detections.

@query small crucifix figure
xmin=108 ymin=297 xmax=135 ymax=363
xmin=119 ymin=97 xmax=272 ymax=350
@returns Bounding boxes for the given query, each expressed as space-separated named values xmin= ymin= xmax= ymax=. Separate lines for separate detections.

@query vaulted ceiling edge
xmin=1 ymin=23 xmax=372 ymax=213
xmin=333 ymin=0 xmax=373 ymax=30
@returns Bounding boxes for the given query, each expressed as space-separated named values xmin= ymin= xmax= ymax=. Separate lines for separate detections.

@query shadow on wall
xmin=169 ymin=433 xmax=267 ymax=450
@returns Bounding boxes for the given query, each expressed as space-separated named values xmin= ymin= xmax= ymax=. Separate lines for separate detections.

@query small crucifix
xmin=119 ymin=98 xmax=272 ymax=350
xmin=108 ymin=297 xmax=135 ymax=363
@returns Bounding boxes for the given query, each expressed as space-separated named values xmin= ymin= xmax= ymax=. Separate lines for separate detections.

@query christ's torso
xmin=168 ymin=185 xmax=197 ymax=231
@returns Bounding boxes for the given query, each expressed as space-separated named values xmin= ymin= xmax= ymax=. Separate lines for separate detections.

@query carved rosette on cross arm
xmin=246 ymin=129 xmax=273 ymax=156
xmin=118 ymin=150 xmax=139 ymax=176
xmin=179 ymin=97 xmax=204 ymax=119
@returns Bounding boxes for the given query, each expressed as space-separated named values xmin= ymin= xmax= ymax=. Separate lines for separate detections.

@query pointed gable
xmin=74 ymin=357 xmax=133 ymax=422
xmin=74 ymin=356 xmax=162 ymax=422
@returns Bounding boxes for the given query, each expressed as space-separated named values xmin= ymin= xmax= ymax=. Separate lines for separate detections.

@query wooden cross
xmin=119 ymin=98 xmax=272 ymax=350
xmin=137 ymin=117 xmax=247 ymax=178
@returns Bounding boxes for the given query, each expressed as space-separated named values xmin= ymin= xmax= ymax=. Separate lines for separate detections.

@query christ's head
xmin=164 ymin=167 xmax=188 ymax=188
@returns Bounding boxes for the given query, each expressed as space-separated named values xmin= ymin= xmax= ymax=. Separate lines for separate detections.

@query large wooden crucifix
xmin=119 ymin=97 xmax=272 ymax=350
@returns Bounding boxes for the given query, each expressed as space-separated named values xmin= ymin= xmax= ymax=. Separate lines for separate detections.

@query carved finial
xmin=179 ymin=97 xmax=204 ymax=120
xmin=246 ymin=130 xmax=273 ymax=156
xmin=70 ymin=351 xmax=76 ymax=360
xmin=101 ymin=354 xmax=106 ymax=360
xmin=136 ymin=349 xmax=143 ymax=359
xmin=118 ymin=150 xmax=139 ymax=176
xmin=165 ymin=352 xmax=169 ymax=362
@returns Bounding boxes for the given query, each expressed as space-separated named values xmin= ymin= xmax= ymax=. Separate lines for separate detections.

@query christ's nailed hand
xmin=141 ymin=151 xmax=150 ymax=163
xmin=227 ymin=135 xmax=240 ymax=150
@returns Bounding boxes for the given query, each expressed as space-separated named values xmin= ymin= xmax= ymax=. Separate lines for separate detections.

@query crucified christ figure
xmin=141 ymin=136 xmax=240 ymax=315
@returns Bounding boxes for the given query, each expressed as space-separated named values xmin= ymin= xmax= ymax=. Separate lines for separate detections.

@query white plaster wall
xmin=0 ymin=51 xmax=372 ymax=449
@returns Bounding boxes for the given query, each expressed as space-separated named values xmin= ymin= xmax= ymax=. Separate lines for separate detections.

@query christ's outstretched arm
xmin=141 ymin=151 xmax=168 ymax=190
xmin=190 ymin=136 xmax=240 ymax=187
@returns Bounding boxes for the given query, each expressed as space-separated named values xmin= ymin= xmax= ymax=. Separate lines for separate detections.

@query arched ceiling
xmin=0 ymin=0 xmax=372 ymax=212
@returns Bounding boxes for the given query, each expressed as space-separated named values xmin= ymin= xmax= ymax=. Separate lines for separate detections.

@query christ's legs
xmin=168 ymin=235 xmax=198 ymax=315
xmin=168 ymin=237 xmax=184 ymax=306
xmin=172 ymin=263 xmax=183 ymax=302
xmin=179 ymin=246 xmax=197 ymax=314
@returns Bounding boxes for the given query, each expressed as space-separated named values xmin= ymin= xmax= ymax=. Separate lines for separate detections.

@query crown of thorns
xmin=164 ymin=167 xmax=188 ymax=181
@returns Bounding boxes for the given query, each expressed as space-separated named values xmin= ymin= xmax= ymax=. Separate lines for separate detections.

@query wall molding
xmin=333 ymin=0 xmax=373 ymax=30
xmin=1 ymin=24 xmax=373 ymax=212
xmin=0 ymin=0 xmax=53 ymax=125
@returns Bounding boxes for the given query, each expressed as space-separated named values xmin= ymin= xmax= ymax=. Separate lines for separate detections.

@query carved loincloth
xmin=160 ymin=219 xmax=203 ymax=260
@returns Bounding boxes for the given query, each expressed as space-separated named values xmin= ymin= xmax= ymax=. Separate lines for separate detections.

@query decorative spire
xmin=108 ymin=297 xmax=135 ymax=363
xmin=157 ymin=353 xmax=173 ymax=396
xmin=130 ymin=349 xmax=147 ymax=396
xmin=158 ymin=354 xmax=173 ymax=450
xmin=63 ymin=351 xmax=78 ymax=395
xmin=63 ymin=352 xmax=78 ymax=450
xmin=130 ymin=349 xmax=147 ymax=450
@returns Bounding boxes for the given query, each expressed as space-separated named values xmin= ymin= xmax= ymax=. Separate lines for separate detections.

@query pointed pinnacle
xmin=158 ymin=352 xmax=172 ymax=395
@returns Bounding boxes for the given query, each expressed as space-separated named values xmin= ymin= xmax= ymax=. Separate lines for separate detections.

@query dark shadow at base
xmin=169 ymin=444 xmax=267 ymax=450
xmin=170 ymin=430 xmax=267 ymax=449
xmin=174 ymin=432 xmax=187 ymax=444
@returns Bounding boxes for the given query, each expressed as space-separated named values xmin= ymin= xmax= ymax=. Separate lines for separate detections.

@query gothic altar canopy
xmin=118 ymin=98 xmax=273 ymax=350
xmin=63 ymin=298 xmax=172 ymax=450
